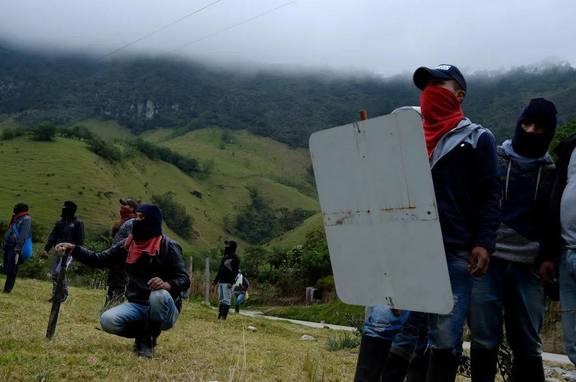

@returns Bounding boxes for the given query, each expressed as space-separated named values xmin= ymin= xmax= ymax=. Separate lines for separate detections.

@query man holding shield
xmin=412 ymin=64 xmax=500 ymax=382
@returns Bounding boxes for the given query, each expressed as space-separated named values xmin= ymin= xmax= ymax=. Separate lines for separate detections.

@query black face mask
xmin=512 ymin=127 xmax=552 ymax=158
xmin=61 ymin=207 xmax=75 ymax=219
xmin=132 ymin=219 xmax=162 ymax=242
xmin=511 ymin=98 xmax=557 ymax=159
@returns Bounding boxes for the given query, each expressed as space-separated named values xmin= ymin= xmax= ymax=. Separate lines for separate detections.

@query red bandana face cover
xmin=420 ymin=86 xmax=465 ymax=157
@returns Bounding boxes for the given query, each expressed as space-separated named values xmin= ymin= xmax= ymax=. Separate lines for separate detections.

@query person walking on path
xmin=106 ymin=198 xmax=139 ymax=305
xmin=213 ymin=240 xmax=240 ymax=320
xmin=2 ymin=203 xmax=32 ymax=293
xmin=41 ymin=201 xmax=85 ymax=303
xmin=55 ymin=204 xmax=190 ymax=358
xmin=232 ymin=270 xmax=250 ymax=313
xmin=469 ymin=98 xmax=557 ymax=382
xmin=412 ymin=64 xmax=501 ymax=382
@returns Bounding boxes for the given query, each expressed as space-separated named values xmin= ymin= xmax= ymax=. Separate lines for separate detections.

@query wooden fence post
xmin=204 ymin=257 xmax=210 ymax=305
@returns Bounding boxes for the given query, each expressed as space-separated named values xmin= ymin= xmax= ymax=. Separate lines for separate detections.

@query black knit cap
xmin=63 ymin=201 xmax=77 ymax=213
xmin=13 ymin=203 xmax=28 ymax=214
xmin=512 ymin=98 xmax=557 ymax=158
xmin=224 ymin=240 xmax=238 ymax=254
xmin=132 ymin=204 xmax=163 ymax=241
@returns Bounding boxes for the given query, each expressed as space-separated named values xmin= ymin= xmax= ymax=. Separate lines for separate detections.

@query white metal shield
xmin=309 ymin=108 xmax=453 ymax=314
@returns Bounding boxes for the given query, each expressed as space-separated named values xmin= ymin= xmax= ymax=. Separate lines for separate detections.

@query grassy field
xmin=0 ymin=121 xmax=320 ymax=253
xmin=0 ymin=276 xmax=357 ymax=381
xmin=262 ymin=300 xmax=364 ymax=328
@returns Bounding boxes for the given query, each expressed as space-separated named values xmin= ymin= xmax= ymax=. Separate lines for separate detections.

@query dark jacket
xmin=539 ymin=133 xmax=576 ymax=264
xmin=431 ymin=121 xmax=501 ymax=253
xmin=72 ymin=235 xmax=190 ymax=305
xmin=44 ymin=217 xmax=85 ymax=251
xmin=493 ymin=145 xmax=555 ymax=263
xmin=214 ymin=253 xmax=240 ymax=284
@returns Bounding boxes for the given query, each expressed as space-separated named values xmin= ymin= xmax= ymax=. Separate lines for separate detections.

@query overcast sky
xmin=1 ymin=0 xmax=574 ymax=76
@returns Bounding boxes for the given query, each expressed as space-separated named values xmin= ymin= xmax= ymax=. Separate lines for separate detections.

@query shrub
xmin=131 ymin=139 xmax=202 ymax=176
xmin=1 ymin=127 xmax=25 ymax=140
xmin=326 ymin=333 xmax=360 ymax=351
xmin=152 ymin=192 xmax=197 ymax=240
xmin=234 ymin=188 xmax=314 ymax=245
xmin=87 ymin=137 xmax=122 ymax=161
xmin=31 ymin=122 xmax=57 ymax=141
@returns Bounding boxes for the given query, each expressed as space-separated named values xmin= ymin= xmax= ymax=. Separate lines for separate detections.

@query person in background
xmin=2 ymin=203 xmax=32 ymax=293
xmin=41 ymin=201 xmax=85 ymax=303
xmin=469 ymin=98 xmax=557 ymax=382
xmin=539 ymin=128 xmax=576 ymax=366
xmin=106 ymin=197 xmax=139 ymax=305
xmin=213 ymin=240 xmax=240 ymax=320
xmin=232 ymin=269 xmax=250 ymax=313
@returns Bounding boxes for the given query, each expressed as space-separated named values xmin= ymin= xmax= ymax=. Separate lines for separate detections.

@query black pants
xmin=3 ymin=246 xmax=20 ymax=293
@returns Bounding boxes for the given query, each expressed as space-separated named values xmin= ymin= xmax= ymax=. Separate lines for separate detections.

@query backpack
xmin=11 ymin=222 xmax=33 ymax=262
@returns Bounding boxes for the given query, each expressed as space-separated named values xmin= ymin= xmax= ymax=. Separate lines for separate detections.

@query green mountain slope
xmin=0 ymin=125 xmax=318 ymax=254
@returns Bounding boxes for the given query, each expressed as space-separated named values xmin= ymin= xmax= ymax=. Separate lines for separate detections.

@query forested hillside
xmin=1 ymin=44 xmax=576 ymax=147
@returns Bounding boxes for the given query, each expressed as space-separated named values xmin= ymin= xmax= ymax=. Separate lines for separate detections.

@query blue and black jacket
xmin=430 ymin=118 xmax=501 ymax=253
xmin=493 ymin=143 xmax=555 ymax=264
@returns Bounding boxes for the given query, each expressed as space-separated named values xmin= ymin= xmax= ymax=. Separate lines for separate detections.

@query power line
xmin=97 ymin=0 xmax=225 ymax=61
xmin=172 ymin=0 xmax=297 ymax=53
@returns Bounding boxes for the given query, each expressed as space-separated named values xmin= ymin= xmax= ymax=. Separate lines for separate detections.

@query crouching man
xmin=55 ymin=204 xmax=190 ymax=358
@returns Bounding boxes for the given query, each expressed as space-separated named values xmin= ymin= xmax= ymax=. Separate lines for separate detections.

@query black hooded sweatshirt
xmin=214 ymin=247 xmax=240 ymax=284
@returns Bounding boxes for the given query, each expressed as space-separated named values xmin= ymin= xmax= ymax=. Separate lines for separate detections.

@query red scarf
xmin=124 ymin=234 xmax=162 ymax=264
xmin=9 ymin=211 xmax=29 ymax=226
xmin=420 ymin=86 xmax=465 ymax=157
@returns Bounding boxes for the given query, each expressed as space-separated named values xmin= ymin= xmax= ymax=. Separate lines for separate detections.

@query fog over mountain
xmin=1 ymin=0 xmax=575 ymax=76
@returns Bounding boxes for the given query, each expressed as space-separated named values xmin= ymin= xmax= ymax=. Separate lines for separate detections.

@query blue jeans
xmin=560 ymin=249 xmax=576 ymax=365
xmin=363 ymin=305 xmax=410 ymax=341
xmin=428 ymin=251 xmax=472 ymax=354
xmin=390 ymin=311 xmax=429 ymax=360
xmin=100 ymin=290 xmax=179 ymax=337
xmin=218 ymin=283 xmax=232 ymax=306
xmin=235 ymin=291 xmax=246 ymax=306
xmin=469 ymin=257 xmax=545 ymax=357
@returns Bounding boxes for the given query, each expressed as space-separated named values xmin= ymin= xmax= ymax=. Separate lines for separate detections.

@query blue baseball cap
xmin=413 ymin=64 xmax=467 ymax=92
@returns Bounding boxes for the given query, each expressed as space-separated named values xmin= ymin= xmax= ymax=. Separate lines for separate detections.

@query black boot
xmin=222 ymin=305 xmax=230 ymax=320
xmin=381 ymin=352 xmax=410 ymax=382
xmin=218 ymin=304 xmax=224 ymax=319
xmin=406 ymin=351 xmax=429 ymax=382
xmin=148 ymin=320 xmax=163 ymax=348
xmin=354 ymin=335 xmax=392 ymax=382
xmin=425 ymin=349 xmax=459 ymax=382
xmin=135 ymin=336 xmax=154 ymax=358
xmin=470 ymin=347 xmax=498 ymax=382
xmin=235 ymin=304 xmax=240 ymax=313
xmin=511 ymin=355 xmax=545 ymax=382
